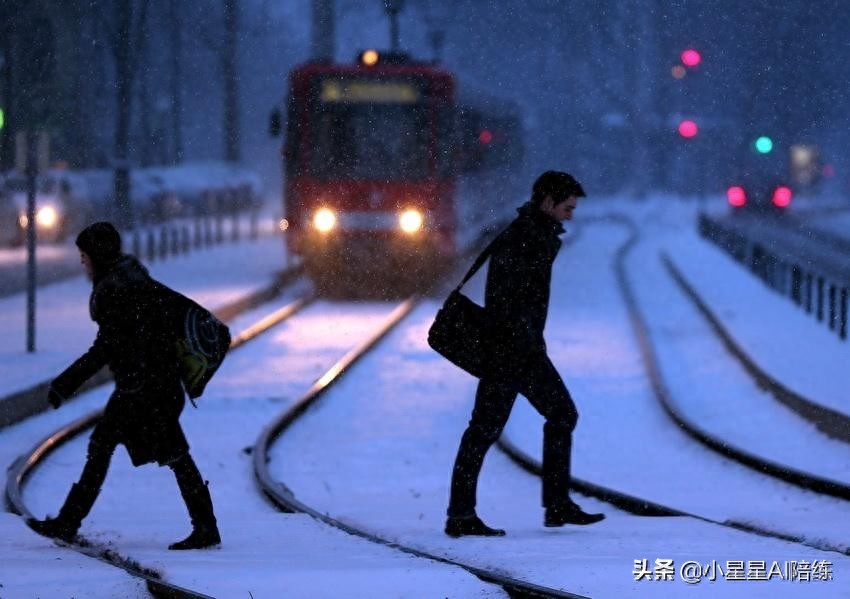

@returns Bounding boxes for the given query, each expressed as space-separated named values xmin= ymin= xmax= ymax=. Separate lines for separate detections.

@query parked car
xmin=2 ymin=170 xmax=94 ymax=244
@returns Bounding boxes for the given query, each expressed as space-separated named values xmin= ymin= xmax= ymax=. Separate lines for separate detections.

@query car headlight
xmin=312 ymin=208 xmax=336 ymax=233
xmin=398 ymin=209 xmax=424 ymax=234
xmin=36 ymin=206 xmax=59 ymax=229
xmin=19 ymin=206 xmax=60 ymax=230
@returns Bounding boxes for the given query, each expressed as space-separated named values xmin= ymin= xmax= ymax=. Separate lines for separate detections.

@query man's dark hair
xmin=530 ymin=171 xmax=586 ymax=206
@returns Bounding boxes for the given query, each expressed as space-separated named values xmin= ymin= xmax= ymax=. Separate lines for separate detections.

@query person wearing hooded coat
xmin=28 ymin=221 xmax=220 ymax=550
xmin=444 ymin=171 xmax=605 ymax=537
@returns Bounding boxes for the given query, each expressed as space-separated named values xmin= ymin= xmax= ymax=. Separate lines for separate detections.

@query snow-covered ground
xmin=2 ymin=195 xmax=849 ymax=598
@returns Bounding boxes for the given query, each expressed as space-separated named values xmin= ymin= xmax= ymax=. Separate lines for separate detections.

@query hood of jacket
xmin=92 ymin=254 xmax=149 ymax=287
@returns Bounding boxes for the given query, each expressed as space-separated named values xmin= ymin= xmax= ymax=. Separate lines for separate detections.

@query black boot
xmin=28 ymin=516 xmax=78 ymax=543
xmin=445 ymin=515 xmax=506 ymax=538
xmin=168 ymin=525 xmax=221 ymax=550
xmin=28 ymin=483 xmax=99 ymax=542
xmin=169 ymin=456 xmax=221 ymax=550
xmin=544 ymin=499 xmax=605 ymax=527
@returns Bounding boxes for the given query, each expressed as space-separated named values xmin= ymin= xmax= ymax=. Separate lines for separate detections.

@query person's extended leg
xmin=446 ymin=378 xmax=515 ymax=537
xmin=29 ymin=435 xmax=116 ymax=542
xmin=168 ymin=453 xmax=220 ymax=550
xmin=522 ymin=357 xmax=604 ymax=527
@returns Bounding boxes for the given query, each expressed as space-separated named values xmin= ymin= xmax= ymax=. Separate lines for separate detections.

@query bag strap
xmin=455 ymin=230 xmax=504 ymax=292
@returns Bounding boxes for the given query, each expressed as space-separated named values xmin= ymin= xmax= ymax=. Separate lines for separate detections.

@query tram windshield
xmin=308 ymin=77 xmax=430 ymax=180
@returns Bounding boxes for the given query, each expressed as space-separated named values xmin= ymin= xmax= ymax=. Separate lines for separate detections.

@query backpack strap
xmin=455 ymin=229 xmax=505 ymax=292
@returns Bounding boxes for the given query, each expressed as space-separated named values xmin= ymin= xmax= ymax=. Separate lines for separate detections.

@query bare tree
xmin=167 ymin=0 xmax=184 ymax=163
xmin=0 ymin=0 xmax=16 ymax=170
xmin=222 ymin=0 xmax=240 ymax=162
xmin=88 ymin=0 xmax=149 ymax=226
xmin=195 ymin=0 xmax=241 ymax=162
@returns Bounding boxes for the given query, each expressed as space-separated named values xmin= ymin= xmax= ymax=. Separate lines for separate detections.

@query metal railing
xmin=698 ymin=213 xmax=848 ymax=340
xmin=127 ymin=211 xmax=271 ymax=264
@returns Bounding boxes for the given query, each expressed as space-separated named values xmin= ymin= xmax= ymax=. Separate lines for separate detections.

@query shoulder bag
xmin=427 ymin=234 xmax=504 ymax=378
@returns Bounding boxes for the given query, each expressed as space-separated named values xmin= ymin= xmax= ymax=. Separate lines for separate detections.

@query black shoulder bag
xmin=427 ymin=234 xmax=503 ymax=378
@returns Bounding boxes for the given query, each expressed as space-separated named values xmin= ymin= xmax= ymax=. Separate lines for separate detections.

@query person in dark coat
xmin=445 ymin=171 xmax=605 ymax=537
xmin=28 ymin=221 xmax=220 ymax=550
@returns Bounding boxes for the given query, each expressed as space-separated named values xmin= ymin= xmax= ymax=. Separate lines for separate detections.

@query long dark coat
xmin=52 ymin=255 xmax=189 ymax=466
xmin=485 ymin=202 xmax=564 ymax=362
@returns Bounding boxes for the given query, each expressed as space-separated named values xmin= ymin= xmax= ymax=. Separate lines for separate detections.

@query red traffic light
xmin=478 ymin=129 xmax=493 ymax=144
xmin=678 ymin=120 xmax=698 ymax=138
xmin=681 ymin=49 xmax=701 ymax=67
xmin=727 ymin=186 xmax=747 ymax=207
xmin=772 ymin=186 xmax=792 ymax=208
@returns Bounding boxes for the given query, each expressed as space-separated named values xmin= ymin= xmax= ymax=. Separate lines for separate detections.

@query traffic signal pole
xmin=24 ymin=132 xmax=37 ymax=353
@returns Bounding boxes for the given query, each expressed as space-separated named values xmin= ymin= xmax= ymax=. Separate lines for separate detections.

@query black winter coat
xmin=52 ymin=255 xmax=189 ymax=466
xmin=485 ymin=202 xmax=564 ymax=359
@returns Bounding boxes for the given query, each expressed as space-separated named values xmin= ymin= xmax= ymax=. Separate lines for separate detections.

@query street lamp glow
xmin=361 ymin=49 xmax=379 ymax=66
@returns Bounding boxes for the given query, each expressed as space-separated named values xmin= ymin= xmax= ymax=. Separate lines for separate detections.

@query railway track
xmin=8 ymin=287 xmax=590 ymax=597
xmin=252 ymin=296 xmax=589 ymax=599
xmin=16 ymin=212 xmax=849 ymax=595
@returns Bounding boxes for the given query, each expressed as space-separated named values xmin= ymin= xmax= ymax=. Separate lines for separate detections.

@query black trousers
xmin=447 ymin=355 xmax=578 ymax=517
xmin=66 ymin=430 xmax=214 ymax=528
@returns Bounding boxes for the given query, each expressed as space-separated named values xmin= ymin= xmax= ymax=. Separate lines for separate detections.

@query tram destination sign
xmin=320 ymin=78 xmax=421 ymax=104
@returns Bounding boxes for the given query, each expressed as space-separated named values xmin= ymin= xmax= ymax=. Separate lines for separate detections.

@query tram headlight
xmin=312 ymin=208 xmax=336 ymax=233
xmin=398 ymin=209 xmax=424 ymax=234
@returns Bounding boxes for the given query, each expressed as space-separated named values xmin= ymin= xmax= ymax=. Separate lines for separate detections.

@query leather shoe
xmin=545 ymin=500 xmax=605 ymax=527
xmin=445 ymin=515 xmax=506 ymax=538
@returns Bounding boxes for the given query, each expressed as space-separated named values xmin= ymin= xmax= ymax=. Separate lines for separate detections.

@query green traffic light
xmin=0 ymin=107 xmax=4 ymax=130
xmin=754 ymin=136 xmax=773 ymax=154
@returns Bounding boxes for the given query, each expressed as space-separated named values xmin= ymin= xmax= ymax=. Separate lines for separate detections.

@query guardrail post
xmin=231 ymin=214 xmax=240 ymax=242
xmin=841 ymin=288 xmax=848 ymax=340
xmin=750 ymin=244 xmax=763 ymax=281
xmin=805 ymin=273 xmax=813 ymax=314
xmin=146 ymin=229 xmax=156 ymax=262
xmin=215 ymin=215 xmax=224 ymax=244
xmin=131 ymin=229 xmax=141 ymax=257
xmin=772 ymin=257 xmax=781 ymax=292
xmin=829 ymin=284 xmax=837 ymax=331
xmin=158 ymin=227 xmax=168 ymax=259
xmin=765 ymin=252 xmax=775 ymax=289
xmin=790 ymin=265 xmax=800 ymax=305
xmin=816 ymin=277 xmax=824 ymax=321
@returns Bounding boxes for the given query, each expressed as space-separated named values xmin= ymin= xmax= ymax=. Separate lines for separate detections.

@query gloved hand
xmin=47 ymin=387 xmax=64 ymax=410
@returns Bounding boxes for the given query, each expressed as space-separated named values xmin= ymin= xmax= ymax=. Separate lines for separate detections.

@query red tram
xmin=275 ymin=50 xmax=519 ymax=291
